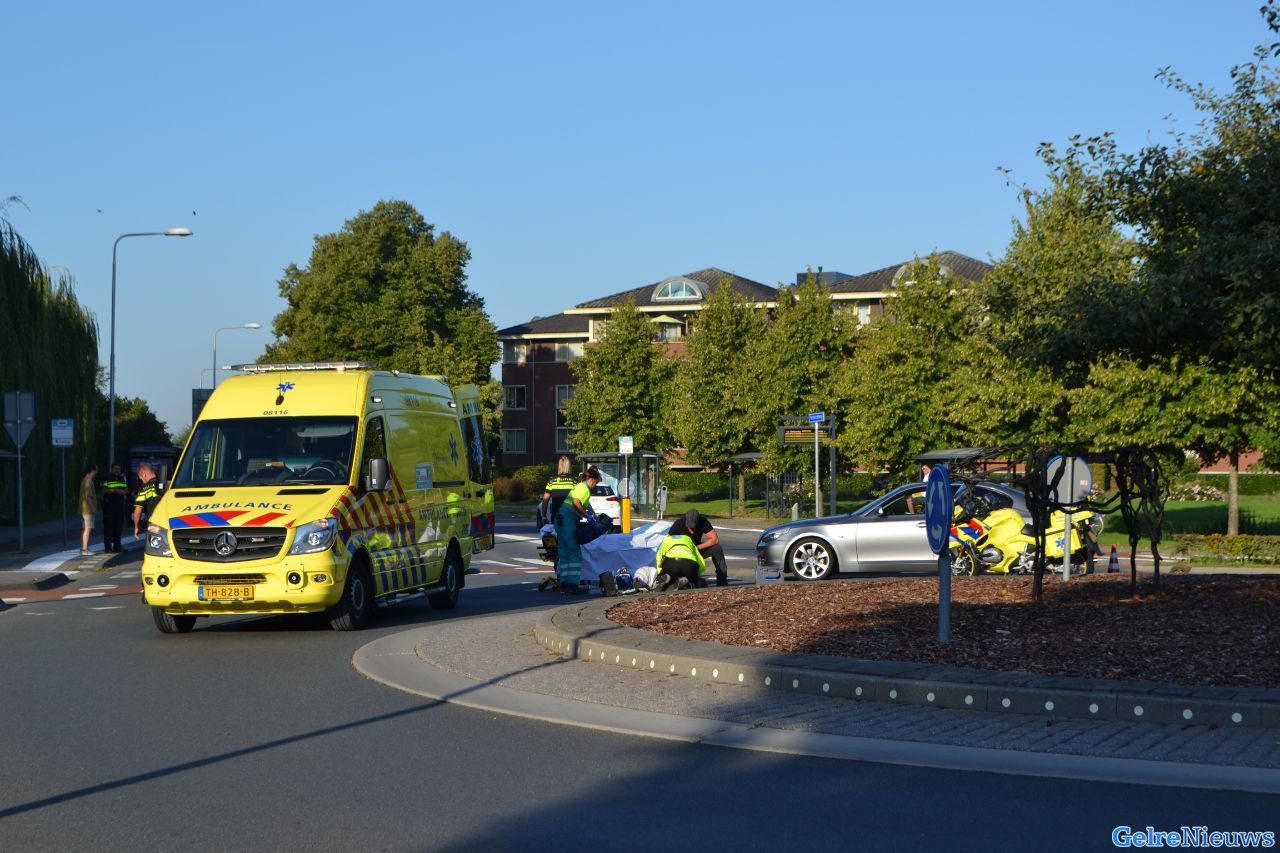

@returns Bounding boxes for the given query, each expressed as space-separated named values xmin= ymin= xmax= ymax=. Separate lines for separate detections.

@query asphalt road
xmin=0 ymin=515 xmax=1275 ymax=851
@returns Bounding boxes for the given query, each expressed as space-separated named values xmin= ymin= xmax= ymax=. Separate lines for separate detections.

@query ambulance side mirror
xmin=365 ymin=457 xmax=390 ymax=492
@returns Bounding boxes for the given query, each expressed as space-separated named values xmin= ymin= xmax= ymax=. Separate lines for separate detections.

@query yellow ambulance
xmin=141 ymin=362 xmax=495 ymax=634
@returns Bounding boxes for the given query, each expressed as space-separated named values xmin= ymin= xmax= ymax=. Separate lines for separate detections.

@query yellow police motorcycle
xmin=950 ymin=492 xmax=1102 ymax=576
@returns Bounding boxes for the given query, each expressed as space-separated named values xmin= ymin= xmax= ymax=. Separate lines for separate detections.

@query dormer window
xmin=653 ymin=277 xmax=703 ymax=301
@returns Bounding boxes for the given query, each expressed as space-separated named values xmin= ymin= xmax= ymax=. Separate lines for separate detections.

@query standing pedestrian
xmin=668 ymin=507 xmax=730 ymax=586
xmin=556 ymin=466 xmax=601 ymax=593
xmin=100 ymin=463 xmax=129 ymax=553
xmin=78 ymin=463 xmax=98 ymax=556
xmin=132 ymin=463 xmax=160 ymax=541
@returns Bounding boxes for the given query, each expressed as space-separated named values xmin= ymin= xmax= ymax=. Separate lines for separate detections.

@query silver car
xmin=755 ymin=481 xmax=1029 ymax=581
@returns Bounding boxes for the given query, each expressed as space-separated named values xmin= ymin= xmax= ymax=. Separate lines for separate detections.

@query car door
xmin=849 ymin=485 xmax=936 ymax=571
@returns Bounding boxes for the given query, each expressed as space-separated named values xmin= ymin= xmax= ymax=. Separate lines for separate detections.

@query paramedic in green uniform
xmin=556 ymin=466 xmax=601 ymax=593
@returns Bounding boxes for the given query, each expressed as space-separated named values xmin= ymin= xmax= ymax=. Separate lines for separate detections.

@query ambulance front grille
xmin=172 ymin=527 xmax=289 ymax=563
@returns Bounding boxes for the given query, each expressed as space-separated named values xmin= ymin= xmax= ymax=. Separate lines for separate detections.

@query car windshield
xmin=172 ymin=417 xmax=358 ymax=488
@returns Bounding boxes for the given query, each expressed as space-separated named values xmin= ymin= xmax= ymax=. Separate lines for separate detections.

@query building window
xmin=556 ymin=341 xmax=583 ymax=361
xmin=555 ymin=428 xmax=574 ymax=452
xmin=503 ymin=430 xmax=526 ymax=454
xmin=556 ymin=385 xmax=575 ymax=409
xmin=591 ymin=319 xmax=609 ymax=342
xmin=653 ymin=277 xmax=703 ymax=301
xmin=503 ymin=385 xmax=526 ymax=410
xmin=857 ymin=303 xmax=871 ymax=325
xmin=651 ymin=315 xmax=684 ymax=340
xmin=502 ymin=342 xmax=527 ymax=364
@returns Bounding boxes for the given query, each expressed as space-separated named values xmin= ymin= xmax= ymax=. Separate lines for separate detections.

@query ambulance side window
xmin=361 ymin=417 xmax=387 ymax=480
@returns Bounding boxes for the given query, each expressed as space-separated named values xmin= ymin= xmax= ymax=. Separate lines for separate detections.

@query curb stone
xmin=533 ymin=594 xmax=1280 ymax=729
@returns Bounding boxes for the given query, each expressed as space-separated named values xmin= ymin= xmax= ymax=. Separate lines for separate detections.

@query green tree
xmin=265 ymin=200 xmax=498 ymax=384
xmin=833 ymin=256 xmax=1064 ymax=476
xmin=94 ymin=392 xmax=173 ymax=463
xmin=667 ymin=277 xmax=765 ymax=465
xmin=265 ymin=199 xmax=501 ymax=440
xmin=1072 ymin=357 xmax=1280 ymax=534
xmin=979 ymin=155 xmax=1142 ymax=384
xmin=735 ymin=275 xmax=855 ymax=473
xmin=563 ymin=297 xmax=675 ymax=455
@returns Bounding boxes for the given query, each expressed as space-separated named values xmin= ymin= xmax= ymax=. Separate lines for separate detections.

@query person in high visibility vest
xmin=653 ymin=530 xmax=707 ymax=592
xmin=556 ymin=466 xmax=601 ymax=593
xmin=100 ymin=463 xmax=129 ymax=553
xmin=540 ymin=456 xmax=576 ymax=530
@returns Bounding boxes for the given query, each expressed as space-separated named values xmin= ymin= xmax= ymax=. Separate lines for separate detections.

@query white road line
xmin=92 ymin=606 xmax=127 ymax=611
xmin=80 ymin=585 xmax=119 ymax=591
xmin=4 ymin=596 xmax=28 ymax=602
xmin=23 ymin=611 xmax=55 ymax=616
xmin=62 ymin=592 xmax=107 ymax=600
xmin=471 ymin=561 xmax=524 ymax=569
xmin=513 ymin=557 xmax=551 ymax=565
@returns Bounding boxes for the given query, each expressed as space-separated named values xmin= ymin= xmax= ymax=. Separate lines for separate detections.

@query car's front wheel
xmin=788 ymin=537 xmax=837 ymax=581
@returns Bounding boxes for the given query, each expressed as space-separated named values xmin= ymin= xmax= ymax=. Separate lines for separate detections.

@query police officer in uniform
xmin=540 ymin=455 xmax=576 ymax=529
xmin=100 ymin=463 xmax=129 ymax=552
xmin=132 ymin=463 xmax=161 ymax=541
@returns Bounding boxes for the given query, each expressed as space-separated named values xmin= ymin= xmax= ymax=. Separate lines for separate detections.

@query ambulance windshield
xmin=172 ymin=417 xmax=359 ymax=488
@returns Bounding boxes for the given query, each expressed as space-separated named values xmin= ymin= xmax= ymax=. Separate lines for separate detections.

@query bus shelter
xmin=577 ymin=451 xmax=663 ymax=516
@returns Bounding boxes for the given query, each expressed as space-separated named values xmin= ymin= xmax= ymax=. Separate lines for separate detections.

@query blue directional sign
xmin=808 ymin=411 xmax=825 ymax=423
xmin=924 ymin=464 xmax=953 ymax=555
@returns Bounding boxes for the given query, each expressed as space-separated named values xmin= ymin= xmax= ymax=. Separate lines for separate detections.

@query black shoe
xmin=653 ymin=573 xmax=672 ymax=592
xmin=716 ymin=578 xmax=729 ymax=587
xmin=674 ymin=577 xmax=691 ymax=591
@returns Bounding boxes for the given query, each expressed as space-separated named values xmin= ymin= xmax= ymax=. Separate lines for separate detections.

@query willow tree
xmin=0 ymin=217 xmax=100 ymax=519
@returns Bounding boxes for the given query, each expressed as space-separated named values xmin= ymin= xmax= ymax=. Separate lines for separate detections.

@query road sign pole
xmin=807 ymin=411 xmax=825 ymax=518
xmin=60 ymin=448 xmax=67 ymax=549
xmin=15 ymin=445 xmax=23 ymax=553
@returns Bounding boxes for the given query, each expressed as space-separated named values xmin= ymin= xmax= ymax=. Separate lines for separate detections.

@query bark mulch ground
xmin=608 ymin=574 xmax=1280 ymax=689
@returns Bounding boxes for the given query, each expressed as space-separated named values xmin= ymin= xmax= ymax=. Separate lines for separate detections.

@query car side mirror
xmin=365 ymin=457 xmax=390 ymax=492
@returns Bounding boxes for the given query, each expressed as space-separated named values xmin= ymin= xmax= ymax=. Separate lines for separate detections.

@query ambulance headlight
xmin=289 ymin=518 xmax=338 ymax=555
xmin=145 ymin=523 xmax=172 ymax=557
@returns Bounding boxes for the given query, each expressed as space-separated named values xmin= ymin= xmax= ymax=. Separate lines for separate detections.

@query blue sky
xmin=3 ymin=1 xmax=1271 ymax=438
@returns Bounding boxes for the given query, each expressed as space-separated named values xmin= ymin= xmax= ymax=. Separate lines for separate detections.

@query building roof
xmin=797 ymin=251 xmax=993 ymax=294
xmin=571 ymin=267 xmax=777 ymax=311
xmin=497 ymin=313 xmax=591 ymax=339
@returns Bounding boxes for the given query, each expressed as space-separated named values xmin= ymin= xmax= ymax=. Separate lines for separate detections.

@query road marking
xmin=22 ymin=611 xmax=56 ymax=616
xmin=92 ymin=606 xmax=127 ymax=611
xmin=63 ymin=592 xmax=106 ymax=600
xmin=4 ymin=596 xmax=27 ymax=602
xmin=80 ymin=585 xmax=119 ymax=591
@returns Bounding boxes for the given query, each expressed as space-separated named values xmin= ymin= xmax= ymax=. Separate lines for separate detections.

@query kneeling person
xmin=654 ymin=531 xmax=707 ymax=592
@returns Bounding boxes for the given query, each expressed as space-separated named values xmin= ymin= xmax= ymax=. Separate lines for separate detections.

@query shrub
xmin=1167 ymin=482 xmax=1226 ymax=502
xmin=1170 ymin=534 xmax=1280 ymax=564
xmin=511 ymin=465 xmax=552 ymax=497
xmin=492 ymin=476 xmax=523 ymax=502
xmin=1187 ymin=473 xmax=1280 ymax=496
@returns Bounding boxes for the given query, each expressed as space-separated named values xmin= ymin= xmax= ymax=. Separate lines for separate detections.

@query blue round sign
xmin=924 ymin=464 xmax=953 ymax=555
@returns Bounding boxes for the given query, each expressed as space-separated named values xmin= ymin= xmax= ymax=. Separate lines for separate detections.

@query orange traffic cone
xmin=1107 ymin=545 xmax=1120 ymax=573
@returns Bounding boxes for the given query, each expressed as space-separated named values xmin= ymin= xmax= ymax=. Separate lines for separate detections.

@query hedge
xmin=1189 ymin=473 xmax=1280 ymax=496
xmin=1170 ymin=534 xmax=1280 ymax=564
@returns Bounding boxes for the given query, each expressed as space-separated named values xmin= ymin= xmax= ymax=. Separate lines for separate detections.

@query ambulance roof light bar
xmin=230 ymin=361 xmax=377 ymax=374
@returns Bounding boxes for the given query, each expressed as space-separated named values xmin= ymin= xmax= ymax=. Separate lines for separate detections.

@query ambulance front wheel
xmin=153 ymin=607 xmax=197 ymax=634
xmin=328 ymin=557 xmax=374 ymax=631
xmin=428 ymin=547 xmax=462 ymax=610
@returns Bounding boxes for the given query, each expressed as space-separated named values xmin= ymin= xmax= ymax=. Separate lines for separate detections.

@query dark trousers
xmin=703 ymin=543 xmax=729 ymax=585
xmin=102 ymin=501 xmax=125 ymax=551
xmin=657 ymin=557 xmax=706 ymax=590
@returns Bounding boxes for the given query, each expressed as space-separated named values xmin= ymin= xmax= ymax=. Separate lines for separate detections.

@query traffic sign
xmin=3 ymin=391 xmax=35 ymax=449
xmin=618 ymin=435 xmax=634 ymax=455
xmin=808 ymin=411 xmax=825 ymax=423
xmin=1046 ymin=455 xmax=1092 ymax=503
xmin=924 ymin=464 xmax=953 ymax=555
xmin=51 ymin=418 xmax=74 ymax=448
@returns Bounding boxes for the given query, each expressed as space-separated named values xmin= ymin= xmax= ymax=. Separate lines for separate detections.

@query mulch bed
xmin=608 ymin=574 xmax=1280 ymax=689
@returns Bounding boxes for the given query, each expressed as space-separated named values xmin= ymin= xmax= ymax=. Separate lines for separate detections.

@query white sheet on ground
xmin=579 ymin=520 xmax=671 ymax=583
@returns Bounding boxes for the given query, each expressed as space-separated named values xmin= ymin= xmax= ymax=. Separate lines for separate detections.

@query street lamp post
xmin=212 ymin=323 xmax=262 ymax=389
xmin=108 ymin=228 xmax=193 ymax=468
